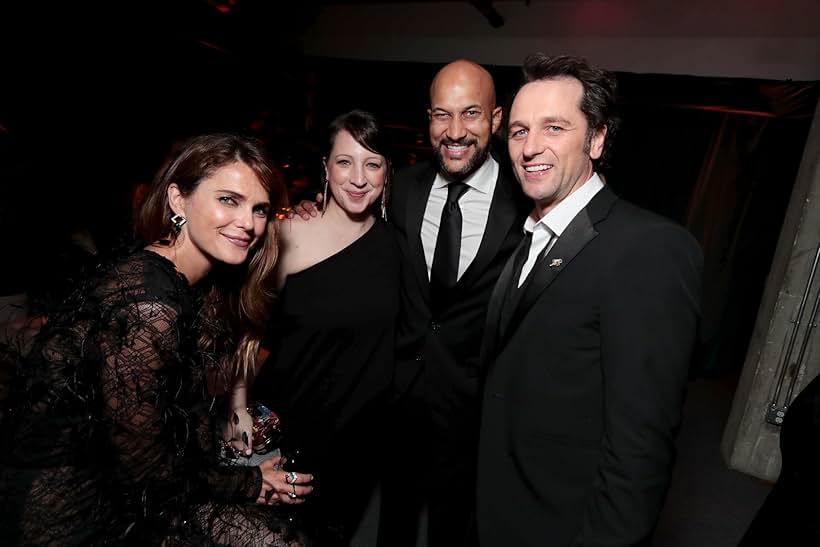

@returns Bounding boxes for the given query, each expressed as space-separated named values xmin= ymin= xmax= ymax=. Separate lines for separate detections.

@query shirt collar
xmin=523 ymin=173 xmax=604 ymax=236
xmin=433 ymin=155 xmax=498 ymax=194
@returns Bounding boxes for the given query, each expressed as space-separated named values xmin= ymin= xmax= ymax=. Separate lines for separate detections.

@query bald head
xmin=427 ymin=59 xmax=501 ymax=181
xmin=430 ymin=59 xmax=496 ymax=108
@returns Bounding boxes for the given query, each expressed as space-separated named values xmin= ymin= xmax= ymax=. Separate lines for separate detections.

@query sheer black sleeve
xmin=97 ymin=297 xmax=262 ymax=504
xmin=1 ymin=251 xmax=309 ymax=546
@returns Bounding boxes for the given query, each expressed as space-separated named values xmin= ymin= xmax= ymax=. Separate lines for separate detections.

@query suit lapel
xmin=457 ymin=170 xmax=520 ymax=291
xmin=481 ymin=233 xmax=528 ymax=369
xmin=406 ymin=166 xmax=437 ymax=299
xmin=497 ymin=186 xmax=618 ymax=352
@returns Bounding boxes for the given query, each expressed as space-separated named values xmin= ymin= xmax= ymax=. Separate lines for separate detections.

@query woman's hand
xmin=223 ymin=407 xmax=253 ymax=457
xmin=256 ymin=456 xmax=314 ymax=505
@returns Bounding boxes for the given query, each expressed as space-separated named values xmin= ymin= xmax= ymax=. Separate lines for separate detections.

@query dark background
xmin=1 ymin=1 xmax=817 ymax=377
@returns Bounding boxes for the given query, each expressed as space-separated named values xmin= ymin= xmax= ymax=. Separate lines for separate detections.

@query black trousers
xmin=376 ymin=366 xmax=480 ymax=547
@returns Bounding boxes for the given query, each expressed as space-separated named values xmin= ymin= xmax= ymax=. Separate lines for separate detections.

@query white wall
xmin=303 ymin=0 xmax=820 ymax=80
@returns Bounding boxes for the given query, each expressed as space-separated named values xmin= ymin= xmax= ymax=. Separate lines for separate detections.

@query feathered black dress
xmin=0 ymin=249 xmax=307 ymax=546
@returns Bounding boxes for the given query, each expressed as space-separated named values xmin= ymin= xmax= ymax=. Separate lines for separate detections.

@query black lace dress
xmin=0 ymin=250 xmax=307 ymax=546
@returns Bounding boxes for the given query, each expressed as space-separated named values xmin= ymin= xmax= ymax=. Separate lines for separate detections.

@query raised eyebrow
xmin=542 ymin=116 xmax=574 ymax=126
xmin=217 ymin=189 xmax=245 ymax=199
xmin=462 ymin=105 xmax=483 ymax=112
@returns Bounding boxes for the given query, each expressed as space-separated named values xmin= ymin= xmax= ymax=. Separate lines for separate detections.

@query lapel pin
xmin=549 ymin=258 xmax=563 ymax=268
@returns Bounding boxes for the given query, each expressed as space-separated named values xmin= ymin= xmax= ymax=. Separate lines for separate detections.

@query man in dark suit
xmin=378 ymin=59 xmax=528 ymax=547
xmin=477 ymin=54 xmax=703 ymax=546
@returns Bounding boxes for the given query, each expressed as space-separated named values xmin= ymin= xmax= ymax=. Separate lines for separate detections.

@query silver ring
xmin=287 ymin=491 xmax=298 ymax=499
xmin=286 ymin=471 xmax=298 ymax=484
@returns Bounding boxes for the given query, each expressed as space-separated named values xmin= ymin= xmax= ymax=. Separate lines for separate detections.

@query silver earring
xmin=170 ymin=213 xmax=187 ymax=231
xmin=322 ymin=176 xmax=329 ymax=216
xmin=380 ymin=169 xmax=390 ymax=221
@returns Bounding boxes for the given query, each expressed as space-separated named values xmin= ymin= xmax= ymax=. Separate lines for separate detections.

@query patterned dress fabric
xmin=0 ymin=249 xmax=307 ymax=546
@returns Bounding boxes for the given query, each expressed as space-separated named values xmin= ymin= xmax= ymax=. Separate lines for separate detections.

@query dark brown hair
xmin=324 ymin=110 xmax=391 ymax=217
xmin=519 ymin=53 xmax=620 ymax=167
xmin=325 ymin=109 xmax=389 ymax=159
xmin=137 ymin=133 xmax=287 ymax=378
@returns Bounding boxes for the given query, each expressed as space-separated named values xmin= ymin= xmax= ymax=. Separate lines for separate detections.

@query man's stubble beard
xmin=434 ymin=139 xmax=491 ymax=183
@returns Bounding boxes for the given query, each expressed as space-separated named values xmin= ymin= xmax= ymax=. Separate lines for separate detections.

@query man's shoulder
xmin=395 ymin=161 xmax=435 ymax=183
xmin=611 ymin=198 xmax=682 ymax=229
xmin=497 ymin=165 xmax=526 ymax=194
xmin=608 ymin=197 xmax=700 ymax=253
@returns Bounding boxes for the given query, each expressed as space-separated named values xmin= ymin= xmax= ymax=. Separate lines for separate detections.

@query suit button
xmin=430 ymin=321 xmax=440 ymax=331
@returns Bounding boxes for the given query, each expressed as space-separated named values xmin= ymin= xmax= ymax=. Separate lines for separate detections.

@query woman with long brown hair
xmin=0 ymin=133 xmax=313 ymax=546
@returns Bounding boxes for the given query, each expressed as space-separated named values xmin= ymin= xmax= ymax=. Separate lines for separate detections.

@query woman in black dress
xmin=0 ymin=133 xmax=313 ymax=546
xmin=246 ymin=111 xmax=400 ymax=545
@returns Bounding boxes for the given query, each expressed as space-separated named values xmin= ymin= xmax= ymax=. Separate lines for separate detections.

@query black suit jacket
xmin=477 ymin=186 xmax=703 ymax=547
xmin=388 ymin=160 xmax=527 ymax=428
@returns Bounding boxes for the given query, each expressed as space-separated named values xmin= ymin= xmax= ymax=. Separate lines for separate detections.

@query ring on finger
xmin=287 ymin=491 xmax=297 ymax=499
xmin=286 ymin=471 xmax=298 ymax=484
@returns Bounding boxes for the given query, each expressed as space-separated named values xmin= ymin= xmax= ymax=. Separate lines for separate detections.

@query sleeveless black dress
xmin=253 ymin=220 xmax=400 ymax=543
xmin=0 ymin=250 xmax=307 ymax=546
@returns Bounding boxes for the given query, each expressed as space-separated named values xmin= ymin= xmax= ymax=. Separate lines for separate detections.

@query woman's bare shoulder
xmin=276 ymin=215 xmax=327 ymax=249
xmin=277 ymin=215 xmax=313 ymax=240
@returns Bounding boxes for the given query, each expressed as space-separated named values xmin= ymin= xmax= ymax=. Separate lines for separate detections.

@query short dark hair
xmin=325 ymin=109 xmax=389 ymax=160
xmin=519 ymin=53 xmax=619 ymax=167
xmin=324 ymin=110 xmax=392 ymax=218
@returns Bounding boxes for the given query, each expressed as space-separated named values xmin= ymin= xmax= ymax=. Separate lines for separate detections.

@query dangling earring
xmin=380 ymin=166 xmax=391 ymax=221
xmin=321 ymin=174 xmax=329 ymax=217
xmin=170 ymin=213 xmax=187 ymax=232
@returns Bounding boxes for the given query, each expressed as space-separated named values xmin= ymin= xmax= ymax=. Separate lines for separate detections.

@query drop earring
xmin=321 ymin=175 xmax=329 ymax=217
xmin=380 ymin=169 xmax=390 ymax=221
xmin=170 ymin=213 xmax=187 ymax=232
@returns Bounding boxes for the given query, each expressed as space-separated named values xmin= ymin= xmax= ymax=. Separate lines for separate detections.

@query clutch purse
xmin=247 ymin=401 xmax=283 ymax=455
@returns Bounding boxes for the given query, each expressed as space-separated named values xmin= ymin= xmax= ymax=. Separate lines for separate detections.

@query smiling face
xmin=169 ymin=161 xmax=271 ymax=273
xmin=428 ymin=60 xmax=501 ymax=181
xmin=324 ymin=129 xmax=387 ymax=218
xmin=507 ymin=77 xmax=606 ymax=217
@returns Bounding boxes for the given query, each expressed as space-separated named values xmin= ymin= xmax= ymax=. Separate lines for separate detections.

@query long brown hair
xmin=137 ymin=133 xmax=287 ymax=379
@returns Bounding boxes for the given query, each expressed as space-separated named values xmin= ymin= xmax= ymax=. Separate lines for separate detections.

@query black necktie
xmin=430 ymin=182 xmax=470 ymax=297
xmin=510 ymin=231 xmax=534 ymax=292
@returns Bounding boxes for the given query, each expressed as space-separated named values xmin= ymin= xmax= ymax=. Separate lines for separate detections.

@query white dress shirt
xmin=518 ymin=173 xmax=604 ymax=287
xmin=422 ymin=156 xmax=499 ymax=281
